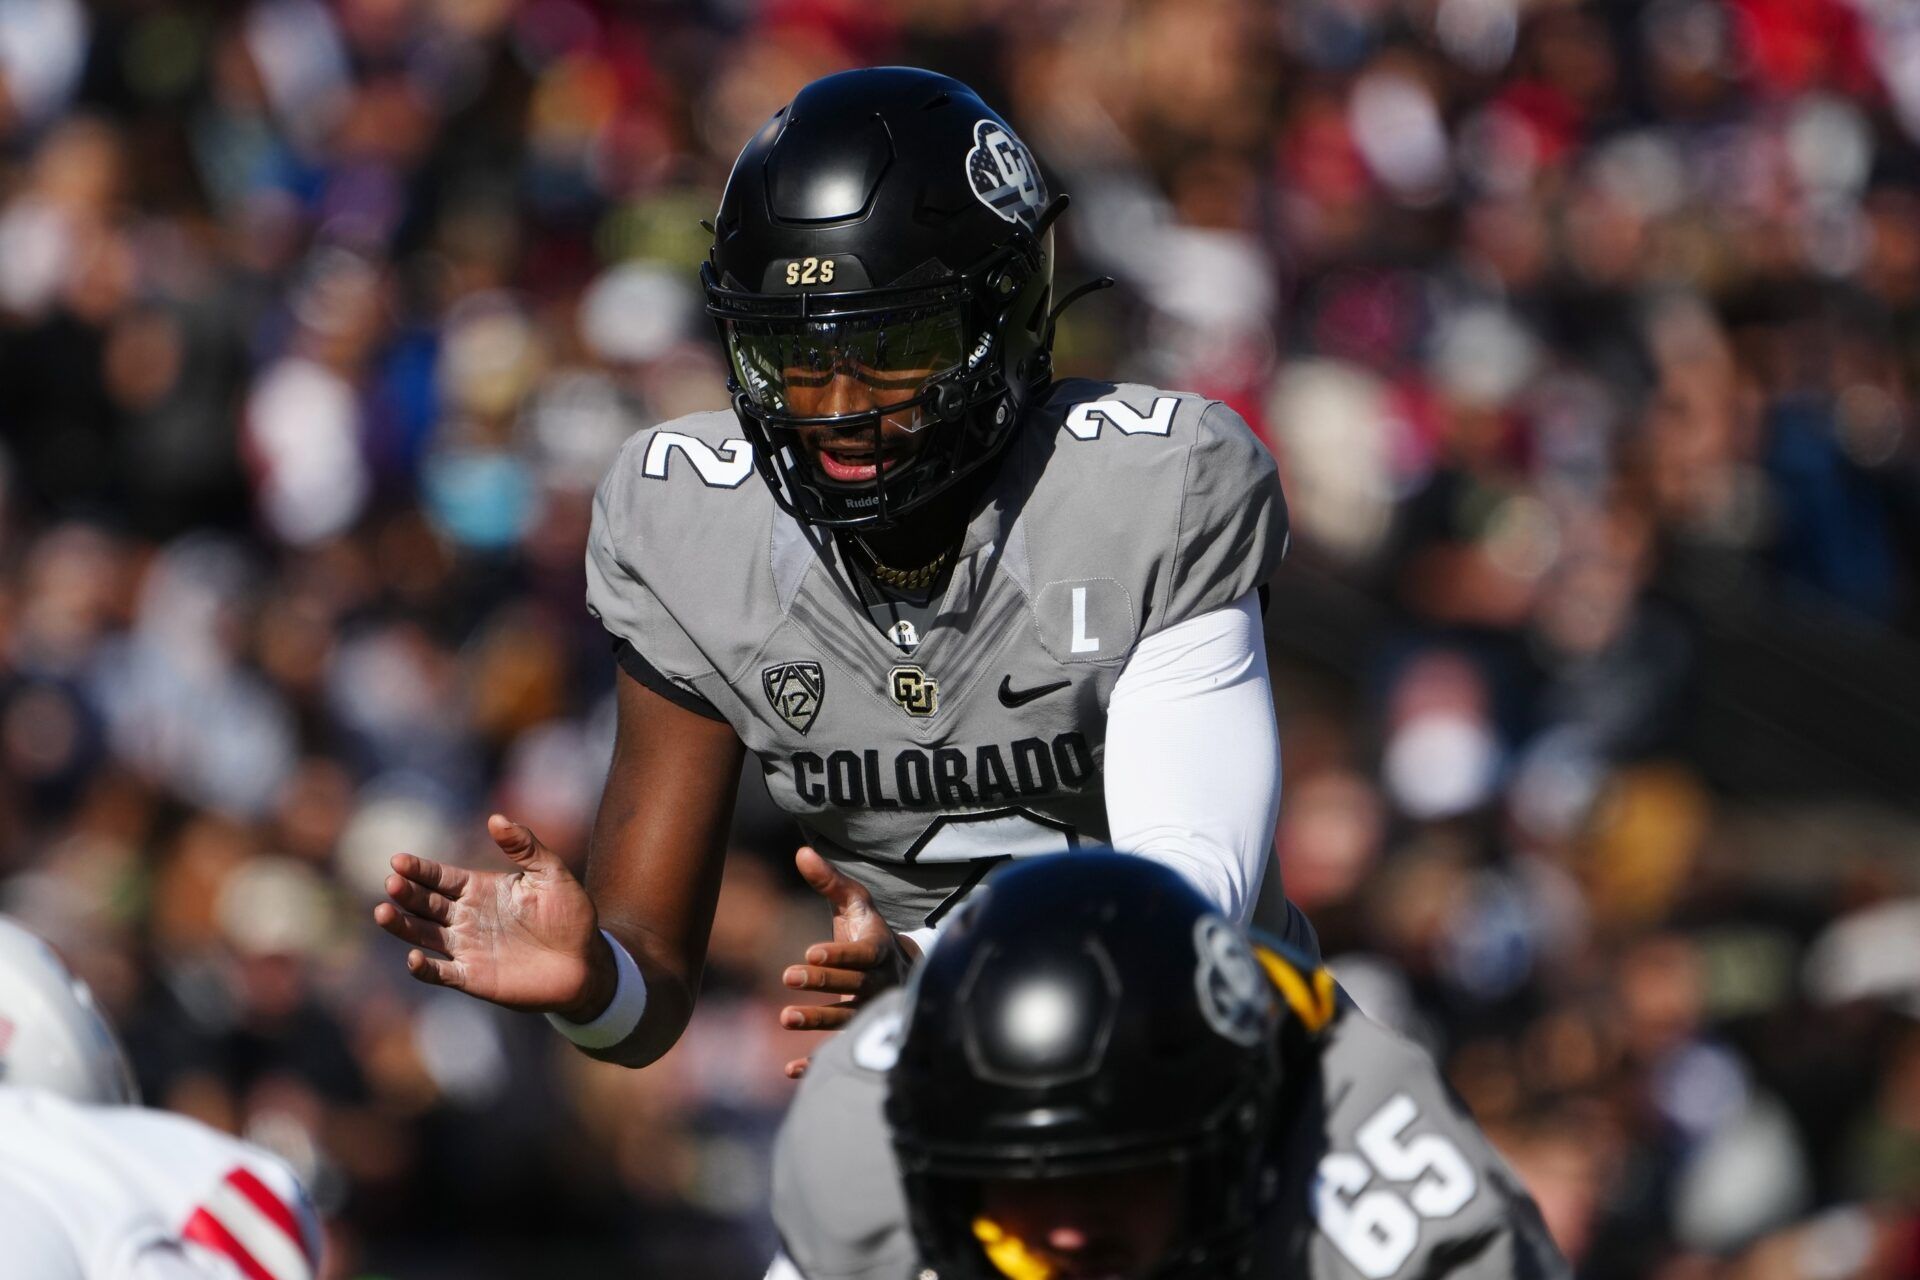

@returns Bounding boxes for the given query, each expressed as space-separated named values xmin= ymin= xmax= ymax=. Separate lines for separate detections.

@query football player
xmin=768 ymin=853 xmax=1569 ymax=1280
xmin=374 ymin=67 xmax=1311 ymax=1071
xmin=0 ymin=916 xmax=324 ymax=1280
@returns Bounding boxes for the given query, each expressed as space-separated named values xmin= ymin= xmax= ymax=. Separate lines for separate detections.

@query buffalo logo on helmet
xmin=1192 ymin=915 xmax=1273 ymax=1047
xmin=965 ymin=119 xmax=1046 ymax=229
xmin=763 ymin=662 xmax=825 ymax=735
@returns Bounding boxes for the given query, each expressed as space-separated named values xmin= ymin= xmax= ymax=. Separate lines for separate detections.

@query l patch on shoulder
xmin=1034 ymin=578 xmax=1136 ymax=664
xmin=763 ymin=661 xmax=824 ymax=735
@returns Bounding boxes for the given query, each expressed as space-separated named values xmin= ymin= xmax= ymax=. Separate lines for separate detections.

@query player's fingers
xmin=794 ymin=846 xmax=871 ymax=911
xmin=390 ymin=853 xmax=470 ymax=899
xmin=488 ymin=814 xmax=558 ymax=874
xmin=404 ymin=949 xmax=465 ymax=989
xmin=784 ymin=1057 xmax=810 ymax=1080
xmin=383 ymin=874 xmax=455 ymax=924
xmin=782 ymin=964 xmax=870 ymax=996
xmin=778 ymin=1001 xmax=859 ymax=1032
xmin=804 ymin=939 xmax=888 ymax=971
xmin=373 ymin=904 xmax=454 ymax=957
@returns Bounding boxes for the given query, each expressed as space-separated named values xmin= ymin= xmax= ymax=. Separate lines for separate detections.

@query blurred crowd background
xmin=1 ymin=0 xmax=1918 ymax=1276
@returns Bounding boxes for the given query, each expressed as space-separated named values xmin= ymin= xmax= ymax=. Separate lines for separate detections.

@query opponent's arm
xmin=375 ymin=665 xmax=744 ymax=1068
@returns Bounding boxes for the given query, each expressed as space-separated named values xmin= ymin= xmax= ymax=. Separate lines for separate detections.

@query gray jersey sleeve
xmin=1161 ymin=400 xmax=1288 ymax=633
xmin=584 ymin=410 xmax=798 ymax=724
xmin=770 ymin=993 xmax=917 ymax=1280
xmin=1297 ymin=1015 xmax=1570 ymax=1280
xmin=1017 ymin=381 xmax=1289 ymax=653
xmin=586 ymin=430 xmax=714 ymax=683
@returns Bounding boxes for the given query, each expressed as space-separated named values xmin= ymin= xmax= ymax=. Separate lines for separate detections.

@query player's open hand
xmin=779 ymin=846 xmax=915 ymax=1077
xmin=373 ymin=814 xmax=610 ymax=1020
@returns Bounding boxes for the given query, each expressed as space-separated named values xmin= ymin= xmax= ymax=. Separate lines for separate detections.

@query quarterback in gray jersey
xmin=585 ymin=372 xmax=1282 ymax=932
xmin=771 ymin=855 xmax=1567 ymax=1280
xmin=374 ymin=66 xmax=1312 ymax=1074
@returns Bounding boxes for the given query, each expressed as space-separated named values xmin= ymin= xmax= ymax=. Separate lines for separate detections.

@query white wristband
xmin=545 ymin=930 xmax=647 ymax=1049
xmin=902 ymin=924 xmax=944 ymax=959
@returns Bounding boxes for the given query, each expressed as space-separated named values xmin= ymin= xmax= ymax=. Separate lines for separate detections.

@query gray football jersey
xmin=769 ymin=992 xmax=1569 ymax=1280
xmin=586 ymin=378 xmax=1288 ymax=933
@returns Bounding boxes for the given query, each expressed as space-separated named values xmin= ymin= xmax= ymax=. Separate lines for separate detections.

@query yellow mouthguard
xmin=973 ymin=1216 xmax=1056 ymax=1280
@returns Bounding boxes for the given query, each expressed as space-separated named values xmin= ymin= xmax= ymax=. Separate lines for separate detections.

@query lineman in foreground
xmin=768 ymin=853 xmax=1568 ymax=1280
xmin=0 ymin=916 xmax=323 ymax=1280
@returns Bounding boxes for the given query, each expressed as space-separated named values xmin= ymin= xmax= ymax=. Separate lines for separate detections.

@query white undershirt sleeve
xmin=1103 ymin=590 xmax=1280 ymax=925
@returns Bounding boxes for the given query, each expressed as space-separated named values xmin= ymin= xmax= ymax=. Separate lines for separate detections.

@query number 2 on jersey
xmin=641 ymin=432 xmax=754 ymax=488
xmin=1312 ymin=1094 xmax=1479 ymax=1278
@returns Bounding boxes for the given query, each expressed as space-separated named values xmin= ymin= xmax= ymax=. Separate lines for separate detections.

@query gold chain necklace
xmin=864 ymin=544 xmax=953 ymax=592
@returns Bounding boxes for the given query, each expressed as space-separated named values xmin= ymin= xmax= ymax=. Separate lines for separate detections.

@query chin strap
xmin=973 ymin=1217 xmax=1057 ymax=1280
xmin=1043 ymin=275 xmax=1116 ymax=349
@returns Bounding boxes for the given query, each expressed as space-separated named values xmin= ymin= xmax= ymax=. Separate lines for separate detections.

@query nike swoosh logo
xmin=998 ymin=675 xmax=1070 ymax=708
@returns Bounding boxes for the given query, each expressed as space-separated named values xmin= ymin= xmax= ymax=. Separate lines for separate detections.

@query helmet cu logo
xmin=763 ymin=662 xmax=824 ymax=735
xmin=1193 ymin=915 xmax=1273 ymax=1047
xmin=966 ymin=120 xmax=1046 ymax=228
xmin=888 ymin=665 xmax=939 ymax=717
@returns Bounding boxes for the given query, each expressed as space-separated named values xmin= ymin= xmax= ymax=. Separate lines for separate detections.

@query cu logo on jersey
xmin=1193 ymin=915 xmax=1273 ymax=1047
xmin=888 ymin=664 xmax=939 ymax=717
xmin=966 ymin=119 xmax=1046 ymax=228
xmin=763 ymin=662 xmax=824 ymax=735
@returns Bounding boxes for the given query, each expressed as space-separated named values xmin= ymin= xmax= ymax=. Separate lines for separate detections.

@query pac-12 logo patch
xmin=763 ymin=662 xmax=824 ymax=735
xmin=889 ymin=664 xmax=939 ymax=717
xmin=1193 ymin=915 xmax=1273 ymax=1047
xmin=966 ymin=119 xmax=1046 ymax=228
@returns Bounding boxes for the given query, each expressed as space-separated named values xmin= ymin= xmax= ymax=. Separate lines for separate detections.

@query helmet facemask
xmin=705 ymin=236 xmax=1052 ymax=530
xmin=896 ymin=1111 xmax=1278 ymax=1280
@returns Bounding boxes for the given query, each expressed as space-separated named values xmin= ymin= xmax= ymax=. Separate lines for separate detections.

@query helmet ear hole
xmin=931 ymin=381 xmax=966 ymax=422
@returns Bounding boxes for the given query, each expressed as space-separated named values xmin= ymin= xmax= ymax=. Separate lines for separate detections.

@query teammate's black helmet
xmin=702 ymin=67 xmax=1062 ymax=529
xmin=887 ymin=853 xmax=1287 ymax=1279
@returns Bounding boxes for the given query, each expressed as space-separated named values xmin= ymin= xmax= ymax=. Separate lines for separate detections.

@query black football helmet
xmin=702 ymin=67 xmax=1065 ymax=529
xmin=886 ymin=852 xmax=1291 ymax=1279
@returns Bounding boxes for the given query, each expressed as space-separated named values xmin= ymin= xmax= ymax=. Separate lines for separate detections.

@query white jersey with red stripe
xmin=0 ymin=1088 xmax=321 ymax=1280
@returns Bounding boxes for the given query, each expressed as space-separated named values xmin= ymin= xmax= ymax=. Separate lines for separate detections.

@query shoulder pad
xmin=1016 ymin=380 xmax=1287 ymax=639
